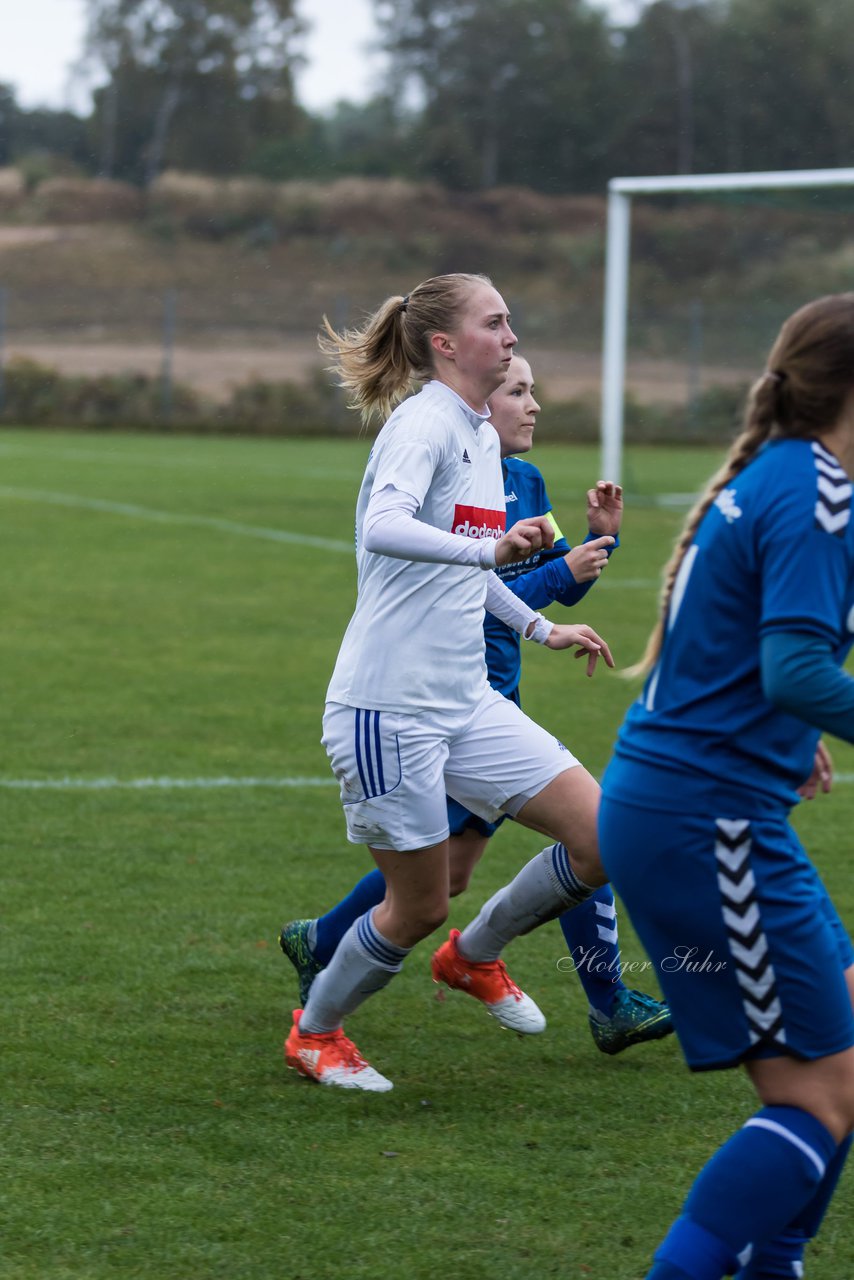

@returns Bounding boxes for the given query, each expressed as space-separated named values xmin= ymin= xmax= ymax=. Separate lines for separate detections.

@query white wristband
xmin=478 ymin=539 xmax=498 ymax=570
xmin=524 ymin=614 xmax=554 ymax=645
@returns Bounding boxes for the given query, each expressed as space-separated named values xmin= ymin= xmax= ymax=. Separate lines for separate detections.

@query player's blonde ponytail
xmin=629 ymin=292 xmax=854 ymax=678
xmin=319 ymin=273 xmax=493 ymax=426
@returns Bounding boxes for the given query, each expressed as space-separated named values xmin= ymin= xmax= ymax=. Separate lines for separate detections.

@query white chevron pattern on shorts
xmin=714 ymin=818 xmax=786 ymax=1049
xmin=723 ymin=901 xmax=760 ymax=937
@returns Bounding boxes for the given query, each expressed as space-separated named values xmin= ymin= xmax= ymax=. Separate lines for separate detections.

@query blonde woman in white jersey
xmin=286 ymin=272 xmax=614 ymax=1091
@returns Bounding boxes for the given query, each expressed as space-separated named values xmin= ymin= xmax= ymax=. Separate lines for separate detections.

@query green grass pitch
xmin=1 ymin=428 xmax=851 ymax=1279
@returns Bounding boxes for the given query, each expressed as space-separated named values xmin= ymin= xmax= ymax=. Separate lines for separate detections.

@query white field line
xmin=0 ymin=484 xmax=354 ymax=553
xmin=0 ymin=773 xmax=851 ymax=792
xmin=0 ymin=480 xmax=661 ymax=582
xmin=653 ymin=492 xmax=698 ymax=508
xmin=0 ymin=775 xmax=338 ymax=790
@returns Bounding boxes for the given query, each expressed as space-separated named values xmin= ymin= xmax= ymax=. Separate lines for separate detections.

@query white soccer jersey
xmin=326 ymin=380 xmax=507 ymax=715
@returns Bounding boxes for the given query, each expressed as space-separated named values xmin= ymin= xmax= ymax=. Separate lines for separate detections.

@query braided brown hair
xmin=631 ymin=292 xmax=854 ymax=676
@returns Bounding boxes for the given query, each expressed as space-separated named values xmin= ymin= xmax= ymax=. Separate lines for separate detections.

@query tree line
xmin=1 ymin=0 xmax=853 ymax=194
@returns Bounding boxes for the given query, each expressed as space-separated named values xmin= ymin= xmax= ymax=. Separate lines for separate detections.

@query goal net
xmin=600 ymin=167 xmax=854 ymax=487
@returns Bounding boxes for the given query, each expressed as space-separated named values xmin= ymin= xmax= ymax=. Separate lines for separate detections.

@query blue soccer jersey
xmin=485 ymin=455 xmax=615 ymax=696
xmin=608 ymin=438 xmax=854 ymax=814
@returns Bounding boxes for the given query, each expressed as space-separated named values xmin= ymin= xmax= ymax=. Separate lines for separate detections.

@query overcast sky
xmin=0 ymin=0 xmax=383 ymax=115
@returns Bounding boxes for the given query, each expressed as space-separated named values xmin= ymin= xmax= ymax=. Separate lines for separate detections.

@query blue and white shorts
xmin=322 ymin=685 xmax=578 ymax=851
xmin=598 ymin=795 xmax=854 ymax=1070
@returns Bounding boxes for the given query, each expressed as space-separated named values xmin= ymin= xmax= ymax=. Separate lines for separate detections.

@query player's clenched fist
xmin=565 ymin=535 xmax=615 ymax=583
xmin=494 ymin=515 xmax=555 ymax=566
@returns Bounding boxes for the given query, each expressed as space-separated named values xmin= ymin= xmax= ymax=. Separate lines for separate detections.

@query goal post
xmin=600 ymin=167 xmax=854 ymax=485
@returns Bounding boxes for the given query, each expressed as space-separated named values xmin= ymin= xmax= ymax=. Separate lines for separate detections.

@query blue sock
xmin=313 ymin=868 xmax=386 ymax=966
xmin=735 ymin=1134 xmax=851 ymax=1278
xmin=650 ymin=1106 xmax=837 ymax=1280
xmin=557 ymin=884 xmax=626 ymax=1015
xmin=647 ymin=1249 xmax=714 ymax=1279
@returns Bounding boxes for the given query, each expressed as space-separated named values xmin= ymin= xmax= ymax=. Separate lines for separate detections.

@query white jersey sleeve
xmin=364 ymin=486 xmax=498 ymax=568
xmin=485 ymin=573 xmax=554 ymax=641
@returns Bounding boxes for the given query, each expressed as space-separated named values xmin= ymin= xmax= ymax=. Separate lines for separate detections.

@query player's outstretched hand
xmin=544 ymin=624 xmax=615 ymax=677
xmin=797 ymin=738 xmax=833 ymax=800
xmin=565 ymin=535 xmax=615 ymax=583
xmin=586 ymin=480 xmax=623 ymax=538
xmin=494 ymin=515 xmax=555 ymax=566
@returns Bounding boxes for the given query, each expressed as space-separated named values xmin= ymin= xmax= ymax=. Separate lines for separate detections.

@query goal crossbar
xmin=600 ymin=167 xmax=854 ymax=484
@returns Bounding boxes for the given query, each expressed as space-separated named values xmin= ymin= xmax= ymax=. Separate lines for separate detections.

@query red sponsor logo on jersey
xmin=452 ymin=504 xmax=506 ymax=540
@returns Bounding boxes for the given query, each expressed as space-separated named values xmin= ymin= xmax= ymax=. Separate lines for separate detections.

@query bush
xmin=0 ymin=357 xmax=352 ymax=436
xmin=530 ymin=393 xmax=600 ymax=443
xmin=218 ymin=367 xmax=348 ymax=435
xmin=623 ymin=385 xmax=748 ymax=446
xmin=148 ymin=171 xmax=282 ymax=239
xmin=0 ymin=355 xmax=748 ymax=444
xmin=33 ymin=177 xmax=143 ymax=222
xmin=142 ymin=171 xmax=600 ymax=241
xmin=0 ymin=357 xmax=203 ymax=429
xmin=1 ymin=357 xmax=63 ymax=423
xmin=0 ymin=166 xmax=26 ymax=212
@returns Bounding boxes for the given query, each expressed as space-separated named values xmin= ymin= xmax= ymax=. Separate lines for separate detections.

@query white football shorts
xmin=321 ymin=685 xmax=579 ymax=851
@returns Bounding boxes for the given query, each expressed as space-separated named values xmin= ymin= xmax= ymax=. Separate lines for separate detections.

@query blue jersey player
xmin=282 ymin=355 xmax=671 ymax=1056
xmin=598 ymin=294 xmax=854 ymax=1279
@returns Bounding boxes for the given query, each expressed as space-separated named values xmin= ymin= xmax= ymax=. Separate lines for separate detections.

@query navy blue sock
xmin=557 ymin=884 xmax=626 ymax=1014
xmin=735 ymin=1133 xmax=851 ymax=1278
xmin=650 ymin=1106 xmax=837 ymax=1280
xmin=313 ymin=868 xmax=386 ymax=966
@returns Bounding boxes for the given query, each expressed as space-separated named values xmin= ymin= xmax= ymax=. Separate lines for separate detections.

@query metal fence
xmin=0 ymin=281 xmax=793 ymax=430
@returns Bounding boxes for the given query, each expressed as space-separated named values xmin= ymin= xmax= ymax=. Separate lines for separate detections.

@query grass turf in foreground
xmin=1 ymin=429 xmax=851 ymax=1278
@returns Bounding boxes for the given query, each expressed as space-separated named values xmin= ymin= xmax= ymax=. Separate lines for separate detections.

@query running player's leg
xmin=284 ymin=703 xmax=452 ymax=1091
xmin=600 ymin=798 xmax=854 ymax=1280
xmin=286 ymin=839 xmax=448 ymax=1093
xmin=280 ymin=869 xmax=386 ymax=1004
xmin=447 ymin=798 xmax=493 ymax=895
xmin=732 ymin=960 xmax=854 ymax=1278
xmin=280 ymin=801 xmax=490 ymax=1005
xmin=449 ymin=764 xmax=604 ymax=967
xmin=450 ymin=752 xmax=670 ymax=1046
xmin=437 ymin=714 xmax=672 ymax=1045
xmin=648 ymin=1047 xmax=854 ymax=1280
xmin=433 ymin=693 xmax=604 ymax=1031
xmin=309 ymin=871 xmax=387 ymax=965
xmin=298 ymin=840 xmax=449 ymax=1032
xmin=557 ymin=884 xmax=672 ymax=1053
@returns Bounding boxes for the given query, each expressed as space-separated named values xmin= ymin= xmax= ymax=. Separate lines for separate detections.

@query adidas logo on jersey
xmin=715 ymin=488 xmax=743 ymax=523
xmin=462 ymin=449 xmax=471 ymax=464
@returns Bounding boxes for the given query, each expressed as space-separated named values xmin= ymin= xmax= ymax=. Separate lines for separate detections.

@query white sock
xmin=458 ymin=843 xmax=595 ymax=962
xmin=299 ymin=910 xmax=410 ymax=1034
